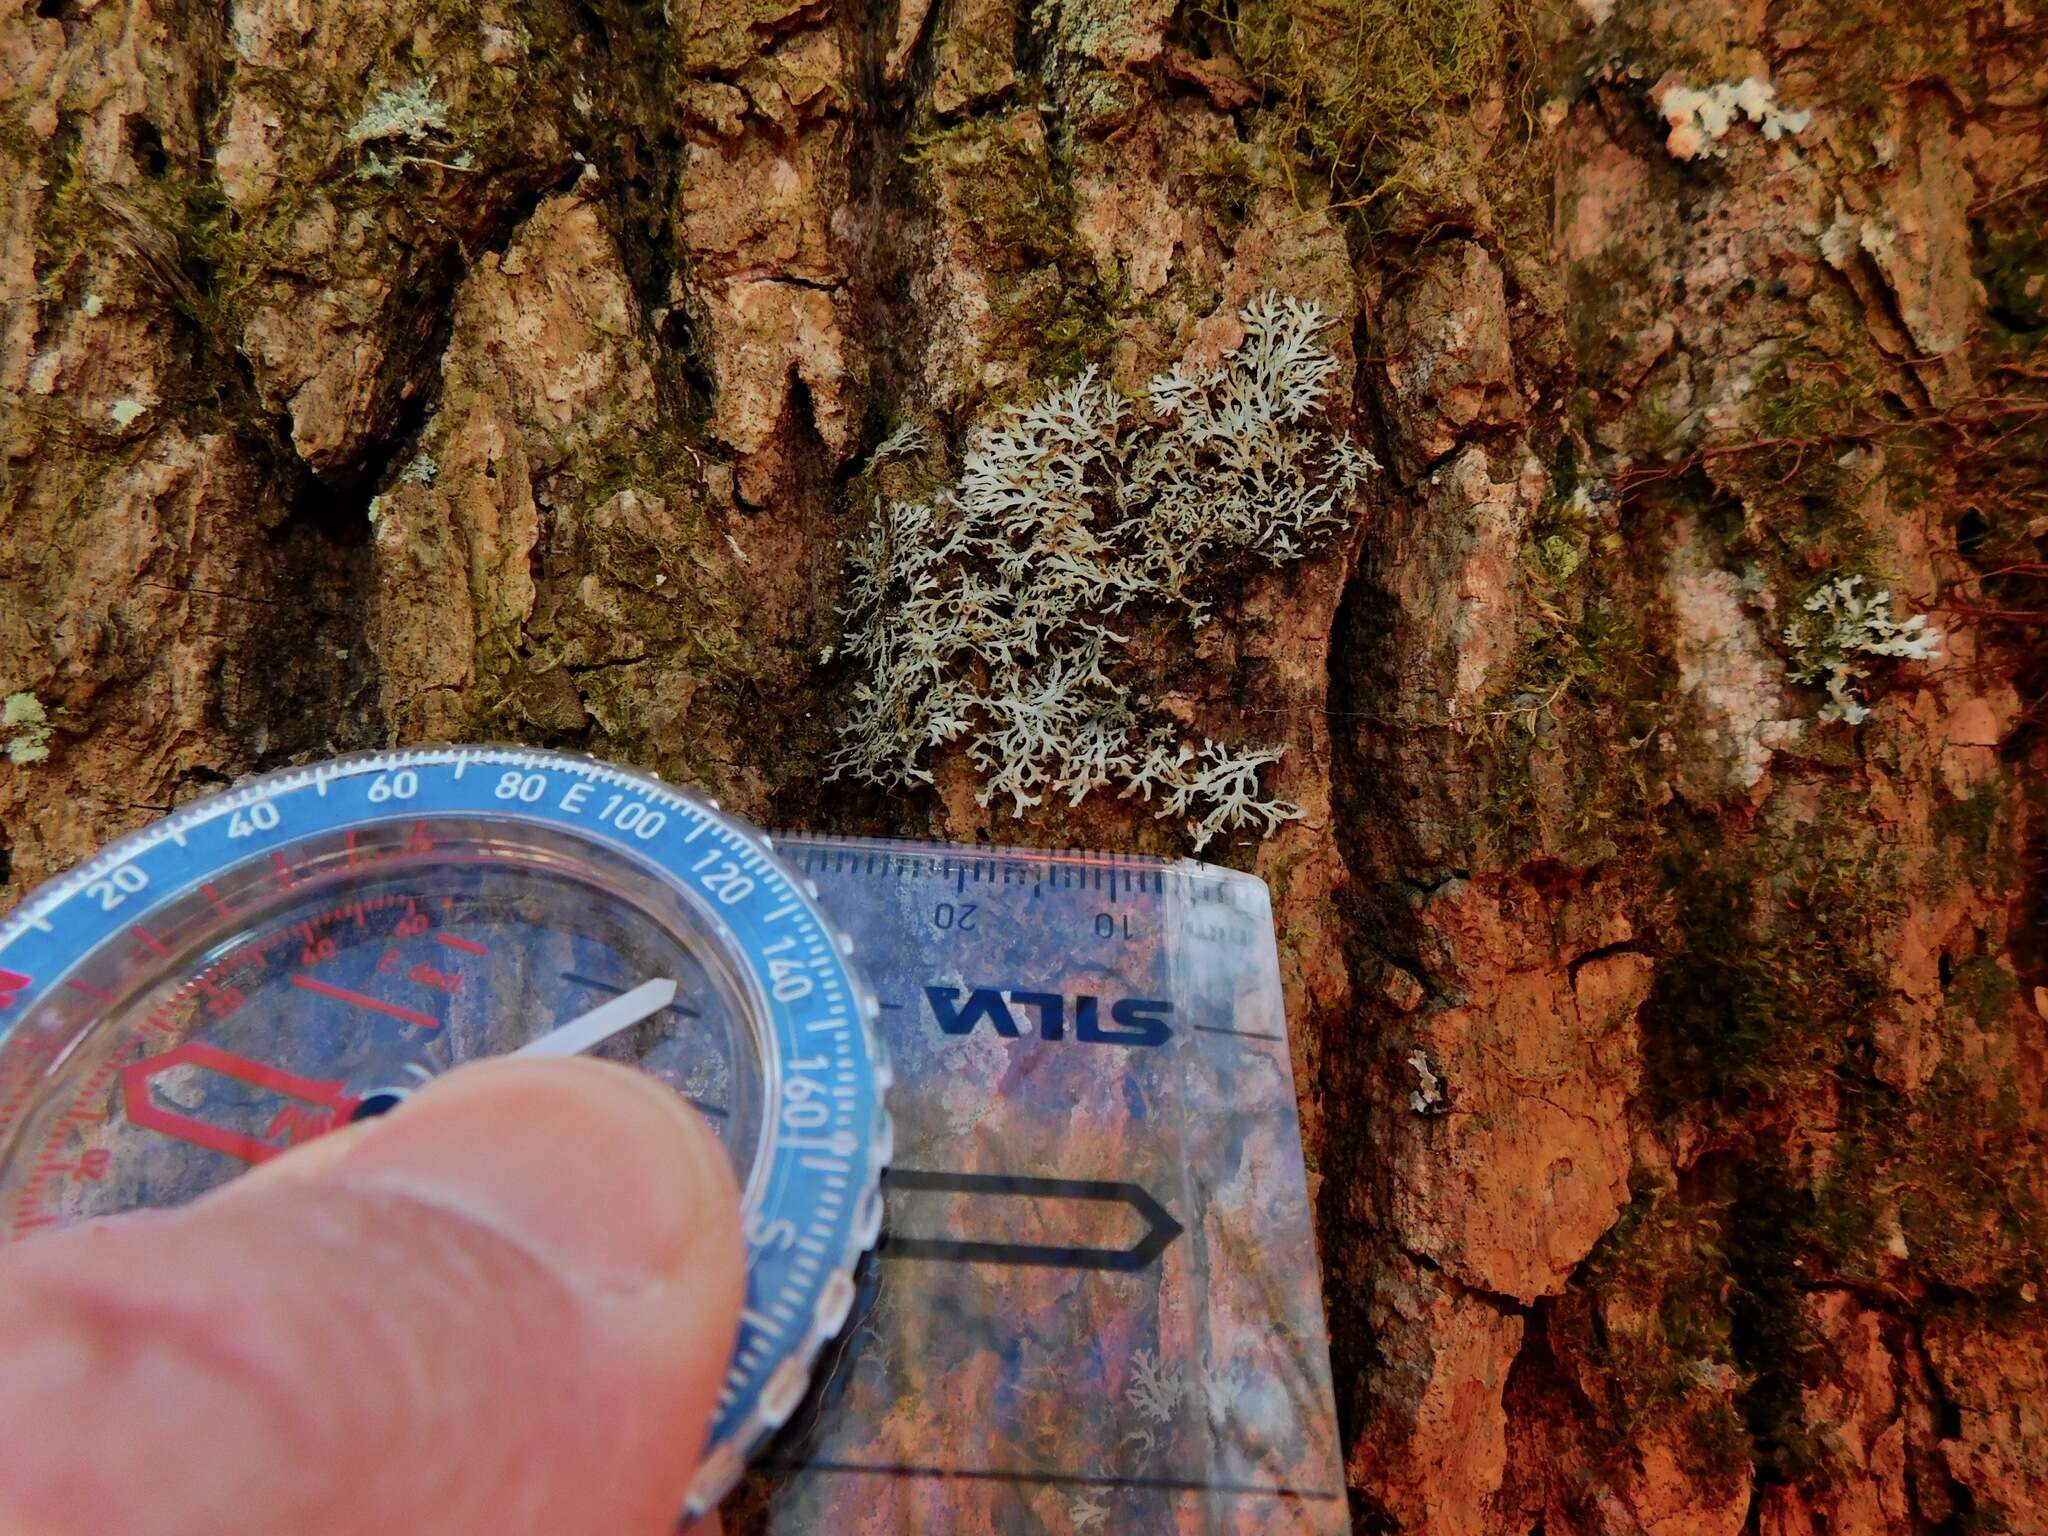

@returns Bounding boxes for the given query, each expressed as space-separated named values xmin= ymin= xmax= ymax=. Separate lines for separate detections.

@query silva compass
xmin=0 ymin=746 xmax=892 ymax=1520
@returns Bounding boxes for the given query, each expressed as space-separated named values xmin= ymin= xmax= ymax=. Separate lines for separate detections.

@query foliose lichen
xmin=348 ymin=78 xmax=451 ymax=147
xmin=1655 ymin=77 xmax=1812 ymax=161
xmin=829 ymin=292 xmax=1375 ymax=848
xmin=1780 ymin=574 xmax=1941 ymax=724
xmin=3 ymin=693 xmax=52 ymax=766
xmin=348 ymin=77 xmax=471 ymax=183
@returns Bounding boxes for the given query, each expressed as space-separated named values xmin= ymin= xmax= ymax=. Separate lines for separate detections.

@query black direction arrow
xmin=881 ymin=1169 xmax=1183 ymax=1272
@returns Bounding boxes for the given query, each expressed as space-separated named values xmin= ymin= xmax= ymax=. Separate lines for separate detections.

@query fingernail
xmin=275 ymin=1058 xmax=739 ymax=1288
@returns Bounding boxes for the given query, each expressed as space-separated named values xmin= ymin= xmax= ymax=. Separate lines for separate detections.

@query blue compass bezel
xmin=0 ymin=746 xmax=891 ymax=1517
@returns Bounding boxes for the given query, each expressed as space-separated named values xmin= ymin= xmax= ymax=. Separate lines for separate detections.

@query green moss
xmin=1565 ymin=1179 xmax=1754 ymax=1483
xmin=1932 ymin=783 xmax=2003 ymax=865
xmin=1753 ymin=370 xmax=1866 ymax=444
xmin=1977 ymin=224 xmax=2048 ymax=338
xmin=1574 ymin=1110 xmax=2039 ymax=1494
xmin=1189 ymin=140 xmax=1275 ymax=234
xmin=1721 ymin=1162 xmax=1834 ymax=1483
xmin=574 ymin=416 xmax=706 ymax=513
xmin=1218 ymin=0 xmax=1519 ymax=194
xmin=57 ymin=158 xmax=219 ymax=310
xmin=1579 ymin=1161 xmax=1867 ymax=1488
xmin=1475 ymin=489 xmax=1664 ymax=860
xmin=1916 ymin=782 xmax=2015 ymax=901
xmin=1815 ymin=1066 xmax=2048 ymax=1300
xmin=907 ymin=112 xmax=1124 ymax=390
xmin=1641 ymin=779 xmax=2046 ymax=1309
xmin=909 ymin=115 xmax=1067 ymax=260
xmin=1948 ymin=955 xmax=2020 ymax=1029
xmin=1704 ymin=350 xmax=1909 ymax=588
xmin=188 ymin=0 xmax=591 ymax=343
xmin=1644 ymin=796 xmax=1900 ymax=1114
xmin=1015 ymin=268 xmax=1127 ymax=385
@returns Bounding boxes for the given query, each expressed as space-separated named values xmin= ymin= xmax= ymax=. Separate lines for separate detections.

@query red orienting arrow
xmin=120 ymin=1041 xmax=361 ymax=1165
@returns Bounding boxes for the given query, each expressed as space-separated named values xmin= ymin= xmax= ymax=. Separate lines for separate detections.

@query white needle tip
xmin=512 ymin=977 xmax=679 ymax=1060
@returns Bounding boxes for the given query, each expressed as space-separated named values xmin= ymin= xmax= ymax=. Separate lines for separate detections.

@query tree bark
xmin=4 ymin=0 xmax=2045 ymax=1532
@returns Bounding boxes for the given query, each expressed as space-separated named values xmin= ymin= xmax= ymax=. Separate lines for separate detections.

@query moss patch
xmin=1189 ymin=139 xmax=1278 ymax=235
xmin=1219 ymin=0 xmax=1518 ymax=193
xmin=1475 ymin=479 xmax=1666 ymax=862
xmin=907 ymin=110 xmax=1124 ymax=393
xmin=1817 ymin=1068 xmax=2048 ymax=1301
xmin=1644 ymin=796 xmax=1901 ymax=1114
xmin=1561 ymin=1175 xmax=1754 ymax=1484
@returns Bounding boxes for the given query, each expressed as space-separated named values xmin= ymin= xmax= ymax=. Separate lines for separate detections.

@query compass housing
xmin=0 ymin=746 xmax=892 ymax=1519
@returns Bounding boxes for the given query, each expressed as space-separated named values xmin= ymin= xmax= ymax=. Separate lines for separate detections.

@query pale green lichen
xmin=108 ymin=398 xmax=145 ymax=428
xmin=861 ymin=420 xmax=932 ymax=474
xmin=830 ymin=292 xmax=1376 ymax=848
xmin=348 ymin=78 xmax=450 ymax=146
xmin=1655 ymin=77 xmax=1813 ymax=161
xmin=3 ymin=693 xmax=52 ymax=765
xmin=349 ymin=78 xmax=469 ymax=183
xmin=1782 ymin=575 xmax=1941 ymax=724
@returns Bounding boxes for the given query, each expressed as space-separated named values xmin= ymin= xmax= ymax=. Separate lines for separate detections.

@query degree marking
xmin=290 ymin=975 xmax=439 ymax=1029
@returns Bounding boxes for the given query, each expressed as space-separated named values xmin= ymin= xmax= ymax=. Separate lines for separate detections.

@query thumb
xmin=0 ymin=1057 xmax=744 ymax=1536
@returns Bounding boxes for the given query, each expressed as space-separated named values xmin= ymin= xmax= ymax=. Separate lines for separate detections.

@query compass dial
xmin=0 ymin=748 xmax=890 ymax=1518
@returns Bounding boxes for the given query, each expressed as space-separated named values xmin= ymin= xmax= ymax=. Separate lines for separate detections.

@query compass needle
xmin=0 ymin=747 xmax=889 ymax=1522
xmin=512 ymin=977 xmax=680 ymax=1060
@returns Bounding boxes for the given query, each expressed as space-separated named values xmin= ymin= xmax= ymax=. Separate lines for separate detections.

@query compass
xmin=0 ymin=746 xmax=891 ymax=1519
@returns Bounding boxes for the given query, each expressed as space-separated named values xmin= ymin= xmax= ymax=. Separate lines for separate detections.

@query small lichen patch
xmin=3 ymin=693 xmax=53 ymax=765
xmin=1121 ymin=741 xmax=1306 ymax=850
xmin=1409 ymin=1050 xmax=1446 ymax=1113
xmin=1782 ymin=575 xmax=1941 ymax=724
xmin=399 ymin=452 xmax=438 ymax=486
xmin=348 ymin=78 xmax=450 ymax=146
xmin=830 ymin=292 xmax=1374 ymax=848
xmin=108 ymin=398 xmax=145 ymax=427
xmin=347 ymin=78 xmax=466 ymax=182
xmin=862 ymin=420 xmax=932 ymax=474
xmin=1655 ymin=77 xmax=1811 ymax=161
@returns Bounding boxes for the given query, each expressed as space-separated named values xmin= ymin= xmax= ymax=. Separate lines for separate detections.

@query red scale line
xmin=289 ymin=976 xmax=439 ymax=1029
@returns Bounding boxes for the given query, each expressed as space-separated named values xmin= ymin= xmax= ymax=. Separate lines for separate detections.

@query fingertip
xmin=0 ymin=1059 xmax=748 ymax=1536
xmin=244 ymin=1056 xmax=744 ymax=1292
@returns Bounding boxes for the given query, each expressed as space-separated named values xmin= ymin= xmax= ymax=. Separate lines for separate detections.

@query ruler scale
xmin=745 ymin=836 xmax=1347 ymax=1533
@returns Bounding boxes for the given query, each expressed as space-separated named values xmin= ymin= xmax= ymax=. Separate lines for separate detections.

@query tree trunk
xmin=4 ymin=0 xmax=2045 ymax=1531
